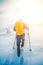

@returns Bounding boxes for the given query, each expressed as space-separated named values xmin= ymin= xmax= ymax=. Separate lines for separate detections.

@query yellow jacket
xmin=14 ymin=21 xmax=25 ymax=35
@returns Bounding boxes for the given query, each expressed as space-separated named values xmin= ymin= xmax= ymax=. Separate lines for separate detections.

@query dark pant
xmin=16 ymin=33 xmax=25 ymax=57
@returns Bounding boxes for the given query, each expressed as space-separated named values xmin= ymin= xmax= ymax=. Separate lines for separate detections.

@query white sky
xmin=0 ymin=0 xmax=43 ymax=27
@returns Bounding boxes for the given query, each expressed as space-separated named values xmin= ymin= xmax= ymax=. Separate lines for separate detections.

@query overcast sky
xmin=0 ymin=0 xmax=43 ymax=27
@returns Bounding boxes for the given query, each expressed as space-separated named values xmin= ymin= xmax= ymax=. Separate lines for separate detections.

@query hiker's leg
xmin=21 ymin=34 xmax=25 ymax=47
xmin=21 ymin=39 xmax=24 ymax=47
xmin=17 ymin=44 xmax=20 ymax=57
xmin=16 ymin=35 xmax=21 ymax=57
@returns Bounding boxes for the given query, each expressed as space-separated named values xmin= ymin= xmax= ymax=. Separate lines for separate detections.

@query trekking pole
xmin=28 ymin=32 xmax=32 ymax=51
xmin=13 ymin=36 xmax=16 ymax=49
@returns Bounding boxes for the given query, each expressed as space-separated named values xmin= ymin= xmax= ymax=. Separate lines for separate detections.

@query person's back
xmin=14 ymin=20 xmax=25 ymax=35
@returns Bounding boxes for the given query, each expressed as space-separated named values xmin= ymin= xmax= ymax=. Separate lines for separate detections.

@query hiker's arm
xmin=23 ymin=23 xmax=29 ymax=35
